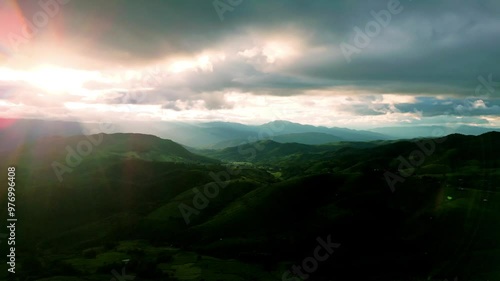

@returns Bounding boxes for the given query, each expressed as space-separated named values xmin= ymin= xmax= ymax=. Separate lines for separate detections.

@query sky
xmin=0 ymin=0 xmax=499 ymax=129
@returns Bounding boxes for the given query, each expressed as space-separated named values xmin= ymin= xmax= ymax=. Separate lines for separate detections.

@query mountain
xmin=3 ymin=119 xmax=500 ymax=152
xmin=199 ymin=140 xmax=333 ymax=163
xmin=3 ymin=132 xmax=500 ymax=280
xmin=259 ymin=120 xmax=389 ymax=141
xmin=272 ymin=132 xmax=344 ymax=144
xmin=148 ymin=120 xmax=390 ymax=148
xmin=29 ymin=119 xmax=388 ymax=148
xmin=189 ymin=120 xmax=389 ymax=148
xmin=0 ymin=118 xmax=446 ymax=150
xmin=0 ymin=118 xmax=86 ymax=152
xmin=197 ymin=132 xmax=500 ymax=182
xmin=208 ymin=132 xmax=345 ymax=149
xmin=2 ymin=133 xmax=219 ymax=175
xmin=198 ymin=139 xmax=385 ymax=166
xmin=371 ymin=125 xmax=500 ymax=139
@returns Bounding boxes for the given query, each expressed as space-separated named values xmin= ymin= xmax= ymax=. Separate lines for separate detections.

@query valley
xmin=1 ymin=131 xmax=499 ymax=280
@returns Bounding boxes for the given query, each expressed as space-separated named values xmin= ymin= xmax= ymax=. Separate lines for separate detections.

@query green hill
xmin=2 ymin=132 xmax=500 ymax=280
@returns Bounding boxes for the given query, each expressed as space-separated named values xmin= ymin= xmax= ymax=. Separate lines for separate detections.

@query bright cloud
xmin=0 ymin=0 xmax=499 ymax=128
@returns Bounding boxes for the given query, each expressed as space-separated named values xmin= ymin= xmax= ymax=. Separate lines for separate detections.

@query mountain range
xmin=1 ymin=126 xmax=500 ymax=280
xmin=2 ymin=118 xmax=500 ymax=151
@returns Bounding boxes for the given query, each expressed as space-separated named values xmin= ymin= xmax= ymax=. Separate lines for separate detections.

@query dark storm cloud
xmin=30 ymin=0 xmax=500 ymax=101
xmin=54 ymin=0 xmax=500 ymax=86
xmin=395 ymin=97 xmax=500 ymax=117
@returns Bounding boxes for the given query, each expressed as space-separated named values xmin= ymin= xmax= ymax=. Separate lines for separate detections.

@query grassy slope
xmin=2 ymin=132 xmax=500 ymax=280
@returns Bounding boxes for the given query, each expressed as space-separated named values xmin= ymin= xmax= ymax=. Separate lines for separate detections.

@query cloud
xmin=0 ymin=0 xmax=499 ymax=127
xmin=393 ymin=97 xmax=500 ymax=117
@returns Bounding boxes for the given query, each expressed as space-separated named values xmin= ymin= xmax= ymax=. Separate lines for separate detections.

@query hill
xmin=2 ymin=132 xmax=500 ymax=280
xmin=272 ymin=132 xmax=344 ymax=144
